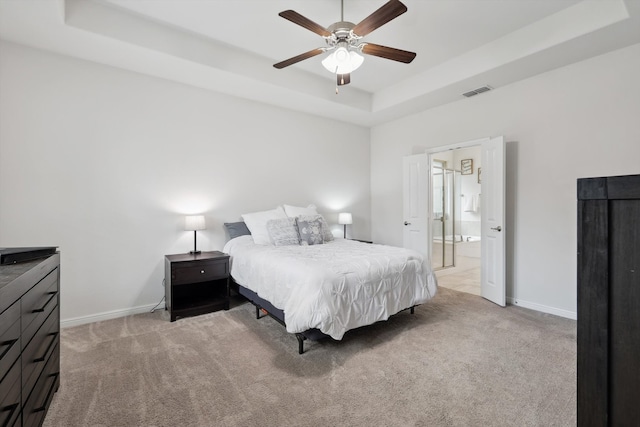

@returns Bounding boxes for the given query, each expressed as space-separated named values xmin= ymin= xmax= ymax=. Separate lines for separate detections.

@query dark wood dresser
xmin=577 ymin=174 xmax=639 ymax=426
xmin=0 ymin=253 xmax=60 ymax=427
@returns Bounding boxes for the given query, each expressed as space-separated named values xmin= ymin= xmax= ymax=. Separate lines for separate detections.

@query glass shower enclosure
xmin=432 ymin=160 xmax=461 ymax=270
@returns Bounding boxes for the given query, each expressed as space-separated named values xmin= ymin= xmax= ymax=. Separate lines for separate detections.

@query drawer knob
xmin=200 ymin=270 xmax=205 ymax=274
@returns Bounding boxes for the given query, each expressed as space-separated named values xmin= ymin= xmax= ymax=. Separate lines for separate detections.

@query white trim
xmin=426 ymin=137 xmax=490 ymax=154
xmin=60 ymin=302 xmax=165 ymax=328
xmin=507 ymin=297 xmax=577 ymax=320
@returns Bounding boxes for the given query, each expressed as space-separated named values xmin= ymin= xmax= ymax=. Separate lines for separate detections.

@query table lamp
xmin=338 ymin=212 xmax=352 ymax=239
xmin=185 ymin=215 xmax=206 ymax=255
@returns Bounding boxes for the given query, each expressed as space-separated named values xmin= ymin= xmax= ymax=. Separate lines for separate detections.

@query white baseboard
xmin=62 ymin=298 xmax=576 ymax=328
xmin=507 ymin=297 xmax=577 ymax=320
xmin=61 ymin=302 xmax=166 ymax=329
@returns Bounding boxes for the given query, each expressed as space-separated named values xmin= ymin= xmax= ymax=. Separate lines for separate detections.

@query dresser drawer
xmin=0 ymin=320 xmax=20 ymax=385
xmin=0 ymin=302 xmax=20 ymax=339
xmin=172 ymin=259 xmax=228 ymax=285
xmin=22 ymin=343 xmax=59 ymax=427
xmin=22 ymin=269 xmax=58 ymax=350
xmin=0 ymin=303 xmax=21 ymax=383
xmin=0 ymin=358 xmax=21 ymax=427
xmin=22 ymin=307 xmax=59 ymax=400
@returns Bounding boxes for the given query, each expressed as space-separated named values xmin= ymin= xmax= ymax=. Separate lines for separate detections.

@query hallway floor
xmin=434 ymin=241 xmax=481 ymax=296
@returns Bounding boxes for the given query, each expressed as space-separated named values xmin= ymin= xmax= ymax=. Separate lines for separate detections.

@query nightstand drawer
xmin=172 ymin=260 xmax=228 ymax=285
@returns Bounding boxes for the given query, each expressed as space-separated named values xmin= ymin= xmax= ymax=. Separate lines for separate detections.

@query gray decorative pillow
xmin=266 ymin=217 xmax=300 ymax=246
xmin=297 ymin=214 xmax=334 ymax=242
xmin=296 ymin=217 xmax=324 ymax=246
xmin=224 ymin=221 xmax=251 ymax=240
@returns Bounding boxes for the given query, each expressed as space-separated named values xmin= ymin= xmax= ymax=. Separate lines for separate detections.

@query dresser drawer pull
xmin=32 ymin=291 xmax=58 ymax=313
xmin=201 ymin=270 xmax=205 ymax=274
xmin=34 ymin=332 xmax=58 ymax=363
xmin=0 ymin=338 xmax=18 ymax=360
xmin=0 ymin=403 xmax=19 ymax=421
xmin=33 ymin=372 xmax=60 ymax=413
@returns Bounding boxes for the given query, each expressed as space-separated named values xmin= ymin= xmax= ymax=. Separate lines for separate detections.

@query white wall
xmin=371 ymin=43 xmax=640 ymax=318
xmin=0 ymin=42 xmax=371 ymax=324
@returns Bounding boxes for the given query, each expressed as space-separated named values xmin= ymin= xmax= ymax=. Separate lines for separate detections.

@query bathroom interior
xmin=431 ymin=146 xmax=481 ymax=295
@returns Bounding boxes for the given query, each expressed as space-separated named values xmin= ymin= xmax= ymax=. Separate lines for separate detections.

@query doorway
xmin=403 ymin=136 xmax=505 ymax=306
xmin=430 ymin=146 xmax=482 ymax=296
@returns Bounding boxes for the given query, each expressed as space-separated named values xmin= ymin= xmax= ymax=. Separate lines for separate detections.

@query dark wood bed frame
xmin=234 ymin=279 xmax=415 ymax=354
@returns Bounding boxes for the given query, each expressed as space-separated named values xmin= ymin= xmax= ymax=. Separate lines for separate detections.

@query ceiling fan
xmin=273 ymin=0 xmax=416 ymax=89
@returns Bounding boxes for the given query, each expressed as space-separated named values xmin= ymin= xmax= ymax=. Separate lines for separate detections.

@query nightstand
xmin=164 ymin=251 xmax=230 ymax=322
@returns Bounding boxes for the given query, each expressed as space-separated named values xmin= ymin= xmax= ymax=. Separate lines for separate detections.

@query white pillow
xmin=283 ymin=204 xmax=318 ymax=217
xmin=266 ymin=217 xmax=300 ymax=246
xmin=241 ymin=206 xmax=287 ymax=245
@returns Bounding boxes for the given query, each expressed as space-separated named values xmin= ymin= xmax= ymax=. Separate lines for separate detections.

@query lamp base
xmin=189 ymin=230 xmax=201 ymax=255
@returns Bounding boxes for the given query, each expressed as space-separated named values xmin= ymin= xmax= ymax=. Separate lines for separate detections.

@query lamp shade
xmin=338 ymin=212 xmax=353 ymax=225
xmin=184 ymin=215 xmax=206 ymax=231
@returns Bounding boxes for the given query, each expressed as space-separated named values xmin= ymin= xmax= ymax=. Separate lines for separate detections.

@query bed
xmin=223 ymin=230 xmax=438 ymax=353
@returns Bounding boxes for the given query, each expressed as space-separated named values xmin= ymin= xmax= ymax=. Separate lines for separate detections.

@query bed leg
xmin=295 ymin=333 xmax=306 ymax=354
xmin=256 ymin=306 xmax=260 ymax=319
xmin=410 ymin=306 xmax=415 ymax=314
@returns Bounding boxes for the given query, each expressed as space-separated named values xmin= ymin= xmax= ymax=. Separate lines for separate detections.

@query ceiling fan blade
xmin=361 ymin=43 xmax=416 ymax=63
xmin=273 ymin=48 xmax=325 ymax=69
xmin=337 ymin=73 xmax=351 ymax=86
xmin=352 ymin=0 xmax=408 ymax=37
xmin=279 ymin=10 xmax=331 ymax=37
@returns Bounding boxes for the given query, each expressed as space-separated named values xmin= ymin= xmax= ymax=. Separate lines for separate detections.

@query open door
xmin=481 ymin=136 xmax=506 ymax=306
xmin=403 ymin=154 xmax=429 ymax=256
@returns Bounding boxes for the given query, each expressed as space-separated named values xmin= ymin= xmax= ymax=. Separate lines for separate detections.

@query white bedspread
xmin=223 ymin=236 xmax=438 ymax=340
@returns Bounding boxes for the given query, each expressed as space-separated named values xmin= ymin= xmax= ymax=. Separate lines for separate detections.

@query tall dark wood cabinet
xmin=577 ymin=174 xmax=639 ymax=426
xmin=0 ymin=253 xmax=60 ymax=427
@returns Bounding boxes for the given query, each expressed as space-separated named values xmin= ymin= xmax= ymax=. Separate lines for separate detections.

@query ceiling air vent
xmin=463 ymin=85 xmax=493 ymax=98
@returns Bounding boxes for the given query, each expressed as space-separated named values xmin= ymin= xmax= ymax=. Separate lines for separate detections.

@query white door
xmin=403 ymin=154 xmax=429 ymax=256
xmin=481 ymin=136 xmax=506 ymax=306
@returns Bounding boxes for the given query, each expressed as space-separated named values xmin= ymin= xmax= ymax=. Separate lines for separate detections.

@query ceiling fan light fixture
xmin=322 ymin=47 xmax=364 ymax=74
xmin=275 ymin=0 xmax=416 ymax=88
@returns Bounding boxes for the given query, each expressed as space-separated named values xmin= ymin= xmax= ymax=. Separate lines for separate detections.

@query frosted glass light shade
xmin=184 ymin=215 xmax=206 ymax=231
xmin=338 ymin=212 xmax=353 ymax=225
xmin=321 ymin=48 xmax=364 ymax=74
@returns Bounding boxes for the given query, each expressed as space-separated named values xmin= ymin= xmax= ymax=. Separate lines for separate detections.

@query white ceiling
xmin=1 ymin=0 xmax=640 ymax=126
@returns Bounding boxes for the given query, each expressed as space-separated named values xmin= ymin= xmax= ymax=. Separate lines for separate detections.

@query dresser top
xmin=0 ymin=257 xmax=48 ymax=290
xmin=0 ymin=253 xmax=59 ymax=313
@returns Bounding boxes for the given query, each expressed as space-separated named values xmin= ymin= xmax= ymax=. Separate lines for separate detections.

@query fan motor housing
xmin=326 ymin=21 xmax=361 ymax=51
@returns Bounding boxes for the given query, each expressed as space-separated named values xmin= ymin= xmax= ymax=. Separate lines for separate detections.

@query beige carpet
xmin=43 ymin=288 xmax=576 ymax=427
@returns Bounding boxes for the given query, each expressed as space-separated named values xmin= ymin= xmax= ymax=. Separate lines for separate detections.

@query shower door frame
xmin=431 ymin=160 xmax=461 ymax=270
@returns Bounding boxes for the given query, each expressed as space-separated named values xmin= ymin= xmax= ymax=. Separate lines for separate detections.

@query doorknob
xmin=491 ymin=226 xmax=502 ymax=232
xmin=404 ymin=221 xmax=411 ymax=226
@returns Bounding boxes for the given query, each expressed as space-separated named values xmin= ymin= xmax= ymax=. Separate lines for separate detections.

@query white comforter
xmin=223 ymin=236 xmax=438 ymax=340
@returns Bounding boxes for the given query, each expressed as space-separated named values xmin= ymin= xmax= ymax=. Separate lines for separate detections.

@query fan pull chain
xmin=335 ymin=66 xmax=340 ymax=94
